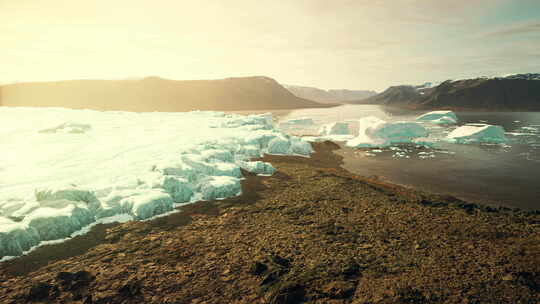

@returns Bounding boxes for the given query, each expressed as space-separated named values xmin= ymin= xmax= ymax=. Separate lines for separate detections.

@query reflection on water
xmin=279 ymin=105 xmax=540 ymax=211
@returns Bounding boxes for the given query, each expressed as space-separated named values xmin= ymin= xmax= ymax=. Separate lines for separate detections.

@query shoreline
xmin=1 ymin=142 xmax=539 ymax=303
xmin=334 ymin=144 xmax=540 ymax=213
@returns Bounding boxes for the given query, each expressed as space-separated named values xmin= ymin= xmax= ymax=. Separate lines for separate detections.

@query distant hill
xmin=0 ymin=76 xmax=330 ymax=112
xmin=284 ymin=84 xmax=376 ymax=103
xmin=355 ymin=74 xmax=540 ymax=111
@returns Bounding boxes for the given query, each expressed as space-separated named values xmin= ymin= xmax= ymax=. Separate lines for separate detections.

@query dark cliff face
xmin=354 ymin=78 xmax=540 ymax=111
xmin=0 ymin=76 xmax=327 ymax=112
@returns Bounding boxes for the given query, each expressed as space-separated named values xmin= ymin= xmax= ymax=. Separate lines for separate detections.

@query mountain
xmin=284 ymin=85 xmax=376 ymax=103
xmin=0 ymin=76 xmax=330 ymax=112
xmin=355 ymin=74 xmax=540 ymax=111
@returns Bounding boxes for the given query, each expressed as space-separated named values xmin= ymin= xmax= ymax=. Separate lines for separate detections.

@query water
xmin=277 ymin=105 xmax=540 ymax=211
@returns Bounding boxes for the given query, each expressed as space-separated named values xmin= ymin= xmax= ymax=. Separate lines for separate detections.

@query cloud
xmin=484 ymin=21 xmax=540 ymax=37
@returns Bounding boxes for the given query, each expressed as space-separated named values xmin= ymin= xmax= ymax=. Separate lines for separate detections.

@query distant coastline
xmin=0 ymin=76 xmax=336 ymax=112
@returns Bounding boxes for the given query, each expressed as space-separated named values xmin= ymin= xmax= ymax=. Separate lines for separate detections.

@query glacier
xmin=0 ymin=107 xmax=313 ymax=259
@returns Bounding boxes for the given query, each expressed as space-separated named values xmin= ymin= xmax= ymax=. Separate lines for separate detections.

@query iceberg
xmin=319 ymin=122 xmax=350 ymax=136
xmin=346 ymin=116 xmax=429 ymax=148
xmin=0 ymin=107 xmax=313 ymax=259
xmin=416 ymin=111 xmax=458 ymax=125
xmin=446 ymin=124 xmax=507 ymax=144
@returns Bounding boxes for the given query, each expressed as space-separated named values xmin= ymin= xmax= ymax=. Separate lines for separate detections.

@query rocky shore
xmin=0 ymin=141 xmax=539 ymax=303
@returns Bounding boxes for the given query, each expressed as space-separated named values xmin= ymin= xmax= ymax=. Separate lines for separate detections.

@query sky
xmin=1 ymin=0 xmax=539 ymax=91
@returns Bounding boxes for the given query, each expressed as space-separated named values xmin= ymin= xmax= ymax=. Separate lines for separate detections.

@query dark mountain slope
xmin=354 ymin=76 xmax=540 ymax=111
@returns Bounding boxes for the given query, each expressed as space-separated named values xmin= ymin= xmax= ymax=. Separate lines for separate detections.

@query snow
xmin=0 ymin=107 xmax=313 ymax=259
xmin=346 ymin=116 xmax=429 ymax=148
xmin=446 ymin=124 xmax=507 ymax=144
xmin=319 ymin=122 xmax=350 ymax=136
xmin=416 ymin=111 xmax=458 ymax=125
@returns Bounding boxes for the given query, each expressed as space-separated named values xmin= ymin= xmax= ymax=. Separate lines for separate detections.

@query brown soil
xmin=0 ymin=142 xmax=539 ymax=304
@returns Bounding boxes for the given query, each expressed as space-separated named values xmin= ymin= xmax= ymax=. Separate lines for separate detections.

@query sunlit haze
xmin=2 ymin=0 xmax=539 ymax=91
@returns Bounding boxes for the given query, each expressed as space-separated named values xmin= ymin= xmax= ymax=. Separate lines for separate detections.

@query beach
xmin=0 ymin=141 xmax=538 ymax=303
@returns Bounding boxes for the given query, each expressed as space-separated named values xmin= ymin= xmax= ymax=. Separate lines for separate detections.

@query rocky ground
xmin=0 ymin=141 xmax=539 ymax=304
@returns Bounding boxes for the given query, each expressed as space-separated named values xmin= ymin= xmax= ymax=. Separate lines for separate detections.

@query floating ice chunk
xmin=200 ymin=176 xmax=241 ymax=200
xmin=346 ymin=117 xmax=429 ymax=148
xmin=319 ymin=122 xmax=351 ymax=136
xmin=267 ymin=136 xmax=292 ymax=154
xmin=392 ymin=152 xmax=410 ymax=159
xmin=369 ymin=121 xmax=429 ymax=141
xmin=38 ymin=122 xmax=92 ymax=134
xmin=239 ymin=161 xmax=276 ymax=175
xmin=416 ymin=111 xmax=458 ymax=124
xmin=418 ymin=151 xmax=436 ymax=159
xmin=446 ymin=124 xmax=507 ymax=144
xmin=521 ymin=126 xmax=538 ymax=132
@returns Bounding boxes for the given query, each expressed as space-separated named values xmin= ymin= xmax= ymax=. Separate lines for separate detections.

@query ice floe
xmin=0 ymin=107 xmax=313 ymax=259
xmin=416 ymin=111 xmax=458 ymax=125
xmin=346 ymin=116 xmax=429 ymax=148
xmin=446 ymin=124 xmax=507 ymax=144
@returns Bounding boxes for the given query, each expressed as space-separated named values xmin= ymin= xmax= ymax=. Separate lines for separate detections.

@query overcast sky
xmin=1 ymin=0 xmax=539 ymax=91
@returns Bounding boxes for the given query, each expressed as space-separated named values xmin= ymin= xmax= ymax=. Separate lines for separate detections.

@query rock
xmin=270 ymin=255 xmax=291 ymax=268
xmin=267 ymin=283 xmax=306 ymax=304
xmin=56 ymin=270 xmax=94 ymax=290
xmin=118 ymin=280 xmax=142 ymax=297
xmin=249 ymin=262 xmax=268 ymax=275
xmin=27 ymin=282 xmax=55 ymax=301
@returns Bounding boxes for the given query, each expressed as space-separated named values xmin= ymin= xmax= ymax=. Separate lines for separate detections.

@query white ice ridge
xmin=346 ymin=116 xmax=429 ymax=148
xmin=445 ymin=123 xmax=507 ymax=144
xmin=0 ymin=107 xmax=313 ymax=258
xmin=416 ymin=110 xmax=458 ymax=125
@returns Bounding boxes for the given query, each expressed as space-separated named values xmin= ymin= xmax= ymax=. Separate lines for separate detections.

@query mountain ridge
xmin=284 ymin=84 xmax=376 ymax=103
xmin=0 ymin=76 xmax=331 ymax=112
xmin=354 ymin=74 xmax=540 ymax=111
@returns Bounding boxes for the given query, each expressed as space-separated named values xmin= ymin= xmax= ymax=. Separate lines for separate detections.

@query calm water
xmin=277 ymin=105 xmax=540 ymax=211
